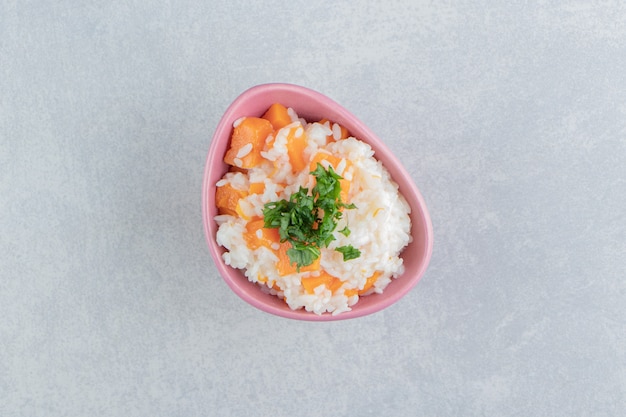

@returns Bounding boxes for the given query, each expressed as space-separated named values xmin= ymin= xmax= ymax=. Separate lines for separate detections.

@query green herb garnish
xmin=335 ymin=245 xmax=361 ymax=261
xmin=262 ymin=163 xmax=361 ymax=270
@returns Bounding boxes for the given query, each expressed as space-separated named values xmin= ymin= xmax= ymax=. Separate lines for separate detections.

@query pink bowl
xmin=202 ymin=83 xmax=433 ymax=321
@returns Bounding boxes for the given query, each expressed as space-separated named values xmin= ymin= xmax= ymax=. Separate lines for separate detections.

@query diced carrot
xmin=344 ymin=288 xmax=357 ymax=297
xmin=243 ymin=223 xmax=261 ymax=249
xmin=249 ymin=182 xmax=265 ymax=195
xmin=344 ymin=272 xmax=381 ymax=297
xmin=319 ymin=118 xmax=350 ymax=142
xmin=228 ymin=166 xmax=247 ymax=174
xmin=224 ymin=117 xmax=274 ymax=168
xmin=244 ymin=218 xmax=280 ymax=250
xmin=359 ymin=271 xmax=380 ymax=294
xmin=301 ymin=275 xmax=327 ymax=294
xmin=275 ymin=241 xmax=320 ymax=276
xmin=328 ymin=277 xmax=344 ymax=293
xmin=215 ymin=183 xmax=247 ymax=216
xmin=309 ymin=151 xmax=343 ymax=173
xmin=262 ymin=103 xmax=292 ymax=130
xmin=285 ymin=124 xmax=308 ymax=173
xmin=301 ymin=271 xmax=342 ymax=294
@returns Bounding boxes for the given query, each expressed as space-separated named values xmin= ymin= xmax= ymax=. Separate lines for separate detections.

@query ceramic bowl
xmin=202 ymin=83 xmax=433 ymax=321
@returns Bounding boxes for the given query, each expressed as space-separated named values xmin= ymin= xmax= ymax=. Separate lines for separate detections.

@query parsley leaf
xmin=286 ymin=244 xmax=320 ymax=268
xmin=338 ymin=226 xmax=351 ymax=237
xmin=262 ymin=162 xmax=361 ymax=269
xmin=336 ymin=245 xmax=361 ymax=261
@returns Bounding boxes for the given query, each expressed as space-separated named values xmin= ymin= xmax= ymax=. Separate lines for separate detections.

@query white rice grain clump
xmin=215 ymin=111 xmax=411 ymax=315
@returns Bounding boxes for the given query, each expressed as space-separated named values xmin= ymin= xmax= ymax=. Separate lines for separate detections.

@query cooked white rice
xmin=215 ymin=109 xmax=411 ymax=315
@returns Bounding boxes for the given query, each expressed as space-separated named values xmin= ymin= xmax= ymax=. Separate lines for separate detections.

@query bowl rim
xmin=202 ymin=83 xmax=433 ymax=321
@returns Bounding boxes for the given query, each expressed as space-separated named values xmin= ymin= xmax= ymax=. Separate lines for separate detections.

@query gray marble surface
xmin=2 ymin=1 xmax=625 ymax=416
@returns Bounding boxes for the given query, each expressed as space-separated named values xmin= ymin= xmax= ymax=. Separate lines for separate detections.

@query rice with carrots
xmin=214 ymin=104 xmax=411 ymax=315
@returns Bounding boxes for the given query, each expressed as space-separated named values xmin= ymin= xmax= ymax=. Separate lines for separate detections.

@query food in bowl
xmin=214 ymin=103 xmax=412 ymax=315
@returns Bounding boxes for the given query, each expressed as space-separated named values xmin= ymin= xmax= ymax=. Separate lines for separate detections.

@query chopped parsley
xmin=262 ymin=163 xmax=361 ymax=270
xmin=335 ymin=245 xmax=361 ymax=261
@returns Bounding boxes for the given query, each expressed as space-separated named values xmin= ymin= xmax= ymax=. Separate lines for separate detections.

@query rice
xmin=215 ymin=109 xmax=411 ymax=315
xmin=236 ymin=142 xmax=253 ymax=159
